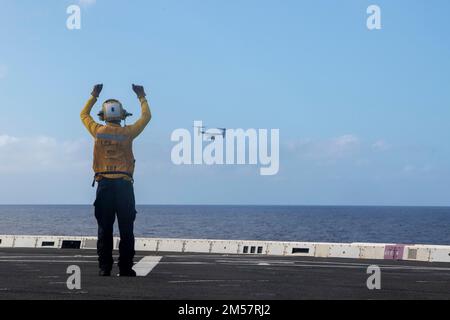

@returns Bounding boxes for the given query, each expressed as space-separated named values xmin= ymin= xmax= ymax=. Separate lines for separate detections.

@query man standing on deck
xmin=80 ymin=84 xmax=151 ymax=276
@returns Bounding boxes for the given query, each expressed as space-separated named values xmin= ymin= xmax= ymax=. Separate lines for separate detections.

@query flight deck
xmin=0 ymin=248 xmax=449 ymax=300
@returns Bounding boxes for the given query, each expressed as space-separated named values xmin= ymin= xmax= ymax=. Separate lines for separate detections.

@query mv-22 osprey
xmin=194 ymin=125 xmax=227 ymax=141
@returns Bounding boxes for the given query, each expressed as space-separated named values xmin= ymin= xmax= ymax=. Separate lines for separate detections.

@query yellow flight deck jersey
xmin=80 ymin=95 xmax=151 ymax=182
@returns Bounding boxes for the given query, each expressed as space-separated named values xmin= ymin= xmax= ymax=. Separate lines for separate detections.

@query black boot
xmin=118 ymin=269 xmax=136 ymax=277
xmin=99 ymin=269 xmax=111 ymax=277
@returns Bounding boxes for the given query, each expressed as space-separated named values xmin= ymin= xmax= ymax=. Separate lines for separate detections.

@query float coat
xmin=80 ymin=95 xmax=151 ymax=181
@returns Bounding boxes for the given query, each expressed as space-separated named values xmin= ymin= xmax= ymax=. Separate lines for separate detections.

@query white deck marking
xmin=159 ymin=262 xmax=211 ymax=265
xmin=1 ymin=258 xmax=448 ymax=272
xmin=0 ymin=259 xmax=97 ymax=263
xmin=0 ymin=256 xmax=98 ymax=259
xmin=133 ymin=256 xmax=162 ymax=277
xmin=216 ymin=258 xmax=450 ymax=271
xmin=168 ymin=279 xmax=269 ymax=284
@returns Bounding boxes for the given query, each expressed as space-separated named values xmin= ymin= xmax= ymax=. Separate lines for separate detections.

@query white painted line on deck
xmin=159 ymin=262 xmax=211 ymax=265
xmin=133 ymin=256 xmax=162 ymax=277
xmin=0 ymin=256 xmax=98 ymax=259
xmin=168 ymin=279 xmax=269 ymax=284
xmin=0 ymin=259 xmax=97 ymax=264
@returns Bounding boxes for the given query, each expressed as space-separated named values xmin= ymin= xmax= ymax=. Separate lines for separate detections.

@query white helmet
xmin=98 ymin=99 xmax=132 ymax=122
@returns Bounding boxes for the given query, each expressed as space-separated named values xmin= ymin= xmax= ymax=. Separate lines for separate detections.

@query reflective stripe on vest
xmin=96 ymin=133 xmax=127 ymax=142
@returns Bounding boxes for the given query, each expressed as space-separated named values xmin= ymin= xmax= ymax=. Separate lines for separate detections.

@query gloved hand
xmin=132 ymin=84 xmax=146 ymax=98
xmin=91 ymin=84 xmax=103 ymax=98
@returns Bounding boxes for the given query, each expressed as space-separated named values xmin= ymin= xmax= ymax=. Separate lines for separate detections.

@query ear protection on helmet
xmin=98 ymin=99 xmax=133 ymax=122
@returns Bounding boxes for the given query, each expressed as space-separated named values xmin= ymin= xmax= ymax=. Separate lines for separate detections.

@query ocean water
xmin=0 ymin=205 xmax=449 ymax=245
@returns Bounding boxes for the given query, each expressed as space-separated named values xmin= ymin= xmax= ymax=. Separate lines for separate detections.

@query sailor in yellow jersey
xmin=81 ymin=84 xmax=151 ymax=276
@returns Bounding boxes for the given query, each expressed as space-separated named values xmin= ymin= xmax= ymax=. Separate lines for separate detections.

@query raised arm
xmin=80 ymin=84 xmax=103 ymax=138
xmin=128 ymin=84 xmax=152 ymax=139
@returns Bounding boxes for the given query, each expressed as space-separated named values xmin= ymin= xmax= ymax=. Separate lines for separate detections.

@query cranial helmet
xmin=98 ymin=99 xmax=132 ymax=122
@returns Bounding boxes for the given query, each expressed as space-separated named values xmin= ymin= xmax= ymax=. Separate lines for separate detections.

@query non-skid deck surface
xmin=0 ymin=248 xmax=449 ymax=299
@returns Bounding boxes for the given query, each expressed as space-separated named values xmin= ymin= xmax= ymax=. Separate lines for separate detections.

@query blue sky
xmin=0 ymin=0 xmax=449 ymax=205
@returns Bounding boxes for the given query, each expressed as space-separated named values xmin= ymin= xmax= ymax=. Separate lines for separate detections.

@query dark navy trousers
xmin=94 ymin=178 xmax=136 ymax=272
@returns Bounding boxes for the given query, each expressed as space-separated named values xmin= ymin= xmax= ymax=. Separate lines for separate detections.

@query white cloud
xmin=402 ymin=164 xmax=415 ymax=173
xmin=372 ymin=140 xmax=390 ymax=151
xmin=0 ymin=65 xmax=7 ymax=79
xmin=79 ymin=0 xmax=96 ymax=6
xmin=329 ymin=134 xmax=360 ymax=155
xmin=0 ymin=134 xmax=91 ymax=173
xmin=286 ymin=134 xmax=361 ymax=161
xmin=402 ymin=164 xmax=432 ymax=175
xmin=0 ymin=135 xmax=18 ymax=146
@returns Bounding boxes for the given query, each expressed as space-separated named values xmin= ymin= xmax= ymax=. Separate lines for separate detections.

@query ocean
xmin=0 ymin=205 xmax=449 ymax=245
